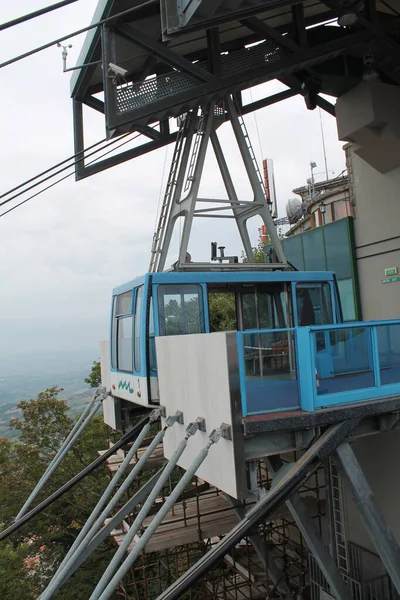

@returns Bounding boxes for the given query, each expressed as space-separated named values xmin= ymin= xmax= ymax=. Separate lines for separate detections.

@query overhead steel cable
xmin=0 ymin=1 xmax=79 ymax=32
xmin=0 ymin=413 xmax=151 ymax=542
xmin=0 ymin=136 xmax=110 ymax=201
xmin=0 ymin=129 xmax=144 ymax=219
xmin=0 ymin=0 xmax=158 ymax=70
xmin=0 ymin=129 xmax=138 ymax=210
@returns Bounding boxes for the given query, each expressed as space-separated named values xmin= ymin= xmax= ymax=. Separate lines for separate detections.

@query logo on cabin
xmin=118 ymin=380 xmax=134 ymax=394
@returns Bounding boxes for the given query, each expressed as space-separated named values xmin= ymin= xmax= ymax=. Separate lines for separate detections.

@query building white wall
xmin=350 ymin=148 xmax=400 ymax=320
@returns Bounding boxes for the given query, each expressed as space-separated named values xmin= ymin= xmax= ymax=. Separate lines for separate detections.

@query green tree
xmin=209 ymin=293 xmax=237 ymax=332
xmin=10 ymin=386 xmax=72 ymax=454
xmin=0 ymin=542 xmax=39 ymax=598
xmin=0 ymin=386 xmax=122 ymax=599
xmin=241 ymin=226 xmax=284 ymax=264
xmin=241 ymin=227 xmax=268 ymax=263
xmin=84 ymin=360 xmax=101 ymax=388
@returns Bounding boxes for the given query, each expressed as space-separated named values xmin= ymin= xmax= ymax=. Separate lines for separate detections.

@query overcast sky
xmin=0 ymin=1 xmax=346 ymax=368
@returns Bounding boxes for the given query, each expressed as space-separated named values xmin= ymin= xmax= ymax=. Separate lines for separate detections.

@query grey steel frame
xmin=336 ymin=442 xmax=400 ymax=595
xmin=267 ymin=455 xmax=353 ymax=600
xmin=150 ymin=96 xmax=286 ymax=272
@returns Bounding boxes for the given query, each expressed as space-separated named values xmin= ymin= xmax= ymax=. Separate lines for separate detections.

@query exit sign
xmin=385 ymin=267 xmax=398 ymax=276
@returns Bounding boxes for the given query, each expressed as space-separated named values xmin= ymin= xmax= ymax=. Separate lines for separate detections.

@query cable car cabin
xmin=109 ymin=270 xmax=341 ymax=408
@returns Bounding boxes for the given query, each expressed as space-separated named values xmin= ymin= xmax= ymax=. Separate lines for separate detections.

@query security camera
xmin=108 ymin=62 xmax=128 ymax=77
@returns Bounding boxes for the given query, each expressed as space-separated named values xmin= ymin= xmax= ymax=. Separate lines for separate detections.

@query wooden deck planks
xmin=110 ymin=490 xmax=324 ymax=554
xmin=98 ymin=443 xmax=165 ymax=474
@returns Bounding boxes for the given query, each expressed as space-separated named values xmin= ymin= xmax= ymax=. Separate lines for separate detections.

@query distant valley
xmin=0 ymin=349 xmax=99 ymax=439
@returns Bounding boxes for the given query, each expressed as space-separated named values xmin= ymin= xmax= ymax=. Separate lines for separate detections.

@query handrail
xmin=306 ymin=318 xmax=400 ymax=331
xmin=236 ymin=320 xmax=400 ymax=415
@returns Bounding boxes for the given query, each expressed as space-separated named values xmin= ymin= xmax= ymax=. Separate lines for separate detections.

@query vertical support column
xmin=211 ymin=131 xmax=254 ymax=261
xmin=225 ymin=96 xmax=286 ymax=264
xmin=73 ymin=99 xmax=85 ymax=179
xmin=101 ymin=25 xmax=118 ymax=139
xmin=207 ymin=27 xmax=221 ymax=76
xmin=336 ymin=441 xmax=400 ymax=594
xmin=178 ymin=104 xmax=215 ymax=264
xmin=268 ymin=456 xmax=353 ymax=600
xmin=227 ymin=495 xmax=294 ymax=598
xmin=157 ymin=114 xmax=197 ymax=272
xmin=296 ymin=327 xmax=315 ymax=412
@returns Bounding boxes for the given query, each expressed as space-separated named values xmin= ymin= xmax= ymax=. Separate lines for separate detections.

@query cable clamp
xmin=165 ymin=410 xmax=184 ymax=427
xmin=186 ymin=417 xmax=206 ymax=436
xmin=208 ymin=428 xmax=222 ymax=445
xmin=149 ymin=408 xmax=163 ymax=422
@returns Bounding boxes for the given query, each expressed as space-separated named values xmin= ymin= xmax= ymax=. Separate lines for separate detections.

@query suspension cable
xmin=0 ymin=130 xmax=143 ymax=219
xmin=0 ymin=1 xmax=79 ymax=32
xmin=0 ymin=136 xmax=108 ymax=201
xmin=0 ymin=0 xmax=158 ymax=70
xmin=0 ymin=130 xmax=137 ymax=210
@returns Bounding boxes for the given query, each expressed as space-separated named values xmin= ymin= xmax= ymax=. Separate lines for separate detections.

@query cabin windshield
xmin=208 ymin=282 xmax=290 ymax=333
xmin=157 ymin=284 xmax=204 ymax=335
xmin=241 ymin=283 xmax=287 ymax=329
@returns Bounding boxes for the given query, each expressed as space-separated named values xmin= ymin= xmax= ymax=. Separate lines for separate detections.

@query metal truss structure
xmin=148 ymin=97 xmax=285 ymax=271
xmin=71 ymin=0 xmax=400 ymax=181
xmin=100 ymin=431 xmax=330 ymax=600
xmin=87 ymin=424 xmax=400 ymax=600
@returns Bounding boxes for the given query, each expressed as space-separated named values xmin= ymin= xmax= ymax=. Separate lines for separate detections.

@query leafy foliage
xmin=10 ymin=386 xmax=72 ymax=454
xmin=84 ymin=360 xmax=101 ymax=388
xmin=0 ymin=386 xmax=120 ymax=599
xmin=0 ymin=542 xmax=40 ymax=598
xmin=241 ymin=227 xmax=267 ymax=264
xmin=209 ymin=293 xmax=237 ymax=332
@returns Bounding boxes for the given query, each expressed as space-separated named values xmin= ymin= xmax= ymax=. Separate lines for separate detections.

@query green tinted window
xmin=324 ymin=220 xmax=352 ymax=279
xmin=337 ymin=278 xmax=356 ymax=321
xmin=303 ymin=228 xmax=325 ymax=271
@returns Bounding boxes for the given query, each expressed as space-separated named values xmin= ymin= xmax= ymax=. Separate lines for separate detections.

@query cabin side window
xmin=134 ymin=287 xmax=143 ymax=372
xmin=149 ymin=298 xmax=157 ymax=371
xmin=241 ymin=284 xmax=288 ymax=330
xmin=115 ymin=290 xmax=133 ymax=372
xmin=157 ymin=284 xmax=204 ymax=336
xmin=296 ymin=282 xmax=333 ymax=326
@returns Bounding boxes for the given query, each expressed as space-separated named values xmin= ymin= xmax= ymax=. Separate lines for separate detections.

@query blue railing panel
xmin=376 ymin=323 xmax=400 ymax=386
xmin=238 ymin=320 xmax=400 ymax=416
xmin=237 ymin=328 xmax=300 ymax=416
xmin=309 ymin=320 xmax=400 ymax=410
xmin=315 ymin=327 xmax=375 ymax=395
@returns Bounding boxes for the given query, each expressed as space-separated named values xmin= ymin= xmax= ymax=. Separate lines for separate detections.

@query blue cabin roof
xmin=112 ymin=270 xmax=337 ymax=295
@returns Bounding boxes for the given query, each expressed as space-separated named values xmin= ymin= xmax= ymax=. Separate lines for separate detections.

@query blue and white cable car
xmin=109 ymin=268 xmax=341 ymax=408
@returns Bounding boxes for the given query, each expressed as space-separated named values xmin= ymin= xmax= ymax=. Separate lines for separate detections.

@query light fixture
xmin=362 ymin=53 xmax=380 ymax=82
xmin=338 ymin=13 xmax=358 ymax=27
xmin=108 ymin=62 xmax=128 ymax=78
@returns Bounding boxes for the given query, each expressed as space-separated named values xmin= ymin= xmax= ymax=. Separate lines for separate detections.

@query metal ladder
xmin=329 ymin=458 xmax=349 ymax=574
xmin=149 ymin=114 xmax=189 ymax=272
xmin=184 ymin=109 xmax=205 ymax=192
xmin=234 ymin=98 xmax=266 ymax=201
